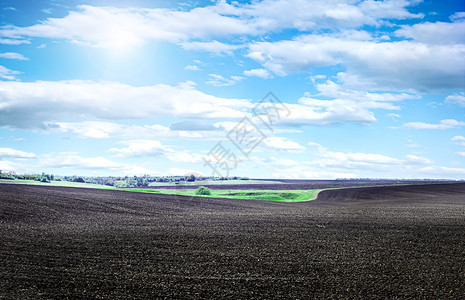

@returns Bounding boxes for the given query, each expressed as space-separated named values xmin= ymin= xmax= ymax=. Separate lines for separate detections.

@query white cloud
xmin=109 ymin=140 xmax=202 ymax=163
xmin=206 ymin=74 xmax=243 ymax=86
xmin=452 ymin=136 xmax=465 ymax=146
xmin=405 ymin=154 xmax=432 ymax=165
xmin=47 ymin=120 xmax=238 ymax=141
xmin=0 ymin=160 xmax=18 ymax=171
xmin=359 ymin=0 xmax=424 ymax=20
xmin=418 ymin=166 xmax=465 ymax=178
xmin=41 ymin=153 xmax=121 ymax=169
xmin=263 ymin=137 xmax=305 ymax=150
xmin=0 ymin=148 xmax=36 ymax=159
xmin=52 ymin=121 xmax=123 ymax=139
xmin=395 ymin=20 xmax=465 ymax=44
xmin=39 ymin=152 xmax=159 ymax=175
xmin=314 ymin=79 xmax=416 ymax=102
xmin=0 ymin=80 xmax=252 ymax=128
xmin=249 ymin=81 xmax=408 ymax=126
xmin=0 ymin=1 xmax=424 ymax=48
xmin=445 ymin=93 xmax=465 ymax=107
xmin=457 ymin=152 xmax=465 ymax=157
xmin=404 ymin=119 xmax=465 ymax=130
xmin=451 ymin=136 xmax=465 ymax=141
xmin=0 ymin=52 xmax=28 ymax=60
xmin=388 ymin=113 xmax=401 ymax=120
xmin=180 ymin=40 xmax=242 ymax=54
xmin=264 ymin=141 xmax=437 ymax=179
xmin=109 ymin=140 xmax=170 ymax=158
xmin=450 ymin=12 xmax=465 ymax=21
xmin=247 ymin=78 xmax=406 ymax=127
xmin=0 ymin=77 xmax=431 ymax=133
xmin=0 ymin=5 xmax=255 ymax=48
xmin=243 ymin=68 xmax=272 ymax=79
xmin=247 ymin=33 xmax=465 ymax=91
xmin=184 ymin=64 xmax=199 ymax=71
xmin=280 ymin=99 xmax=376 ymax=126
xmin=0 ymin=38 xmax=30 ymax=45
xmin=0 ymin=65 xmax=20 ymax=80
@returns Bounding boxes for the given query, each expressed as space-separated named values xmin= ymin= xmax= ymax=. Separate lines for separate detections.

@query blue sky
xmin=0 ymin=0 xmax=464 ymax=179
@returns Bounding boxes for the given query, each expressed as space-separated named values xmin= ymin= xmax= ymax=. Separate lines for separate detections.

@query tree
xmin=73 ymin=177 xmax=85 ymax=183
xmin=195 ymin=186 xmax=211 ymax=195
xmin=187 ymin=174 xmax=196 ymax=182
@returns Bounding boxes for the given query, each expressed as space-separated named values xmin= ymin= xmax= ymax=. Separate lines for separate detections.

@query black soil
xmin=1 ymin=183 xmax=464 ymax=299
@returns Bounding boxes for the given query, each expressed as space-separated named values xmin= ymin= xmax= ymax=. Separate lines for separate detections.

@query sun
xmin=105 ymin=29 xmax=143 ymax=56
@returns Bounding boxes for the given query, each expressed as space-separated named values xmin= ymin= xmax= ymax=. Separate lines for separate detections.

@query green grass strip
xmin=121 ymin=188 xmax=326 ymax=202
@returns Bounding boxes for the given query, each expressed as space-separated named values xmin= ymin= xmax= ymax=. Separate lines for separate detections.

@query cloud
xmin=0 ymin=5 xmax=255 ymax=48
xmin=169 ymin=120 xmax=216 ymax=131
xmin=108 ymin=140 xmax=202 ymax=163
xmin=457 ymin=152 xmax=465 ymax=157
xmin=184 ymin=65 xmax=199 ymax=71
xmin=180 ymin=40 xmax=242 ymax=54
xmin=388 ymin=113 xmax=401 ymax=120
xmin=264 ymin=141 xmax=436 ymax=179
xmin=41 ymin=153 xmax=121 ymax=169
xmin=51 ymin=121 xmax=124 ymax=139
xmin=313 ymin=79 xmax=416 ymax=102
xmin=451 ymin=136 xmax=465 ymax=141
xmin=0 ymin=1 xmax=424 ymax=48
xmin=206 ymin=74 xmax=243 ymax=86
xmin=243 ymin=68 xmax=272 ymax=79
xmin=109 ymin=140 xmax=170 ymax=158
xmin=450 ymin=12 xmax=465 ymax=21
xmin=0 ymin=38 xmax=30 ymax=45
xmin=405 ymin=154 xmax=432 ymax=165
xmin=0 ymin=52 xmax=28 ymax=60
xmin=0 ymin=148 xmax=36 ymax=159
xmin=404 ymin=119 xmax=465 ymax=130
xmin=247 ymin=33 xmax=465 ymax=91
xmin=418 ymin=166 xmax=465 ymax=178
xmin=0 ymin=65 xmax=21 ymax=80
xmin=452 ymin=136 xmax=465 ymax=146
xmin=244 ymin=79 xmax=410 ymax=127
xmin=263 ymin=137 xmax=305 ymax=150
xmin=48 ymin=120 xmax=236 ymax=141
xmin=359 ymin=0 xmax=424 ymax=20
xmin=0 ymin=160 xmax=21 ymax=172
xmin=279 ymin=99 xmax=376 ymax=126
xmin=0 ymin=75 xmax=426 ymax=132
xmin=395 ymin=20 xmax=465 ymax=44
xmin=0 ymin=80 xmax=252 ymax=128
xmin=445 ymin=93 xmax=465 ymax=107
xmin=39 ymin=152 xmax=159 ymax=175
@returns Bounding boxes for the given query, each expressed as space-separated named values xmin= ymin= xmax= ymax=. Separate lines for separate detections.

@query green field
xmin=1 ymin=179 xmax=324 ymax=202
xmin=124 ymin=188 xmax=324 ymax=202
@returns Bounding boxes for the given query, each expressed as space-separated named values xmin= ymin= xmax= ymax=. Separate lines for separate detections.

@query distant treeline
xmin=335 ymin=178 xmax=459 ymax=182
xmin=0 ymin=170 xmax=249 ymax=187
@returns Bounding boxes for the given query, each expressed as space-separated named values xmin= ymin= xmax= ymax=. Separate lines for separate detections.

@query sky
xmin=0 ymin=0 xmax=464 ymax=179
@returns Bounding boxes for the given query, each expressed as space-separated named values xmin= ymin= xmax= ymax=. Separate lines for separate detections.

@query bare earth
xmin=0 ymin=183 xmax=464 ymax=299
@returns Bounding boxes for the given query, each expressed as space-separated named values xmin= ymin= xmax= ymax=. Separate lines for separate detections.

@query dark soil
xmin=150 ymin=179 xmax=454 ymax=190
xmin=1 ymin=183 xmax=464 ymax=299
